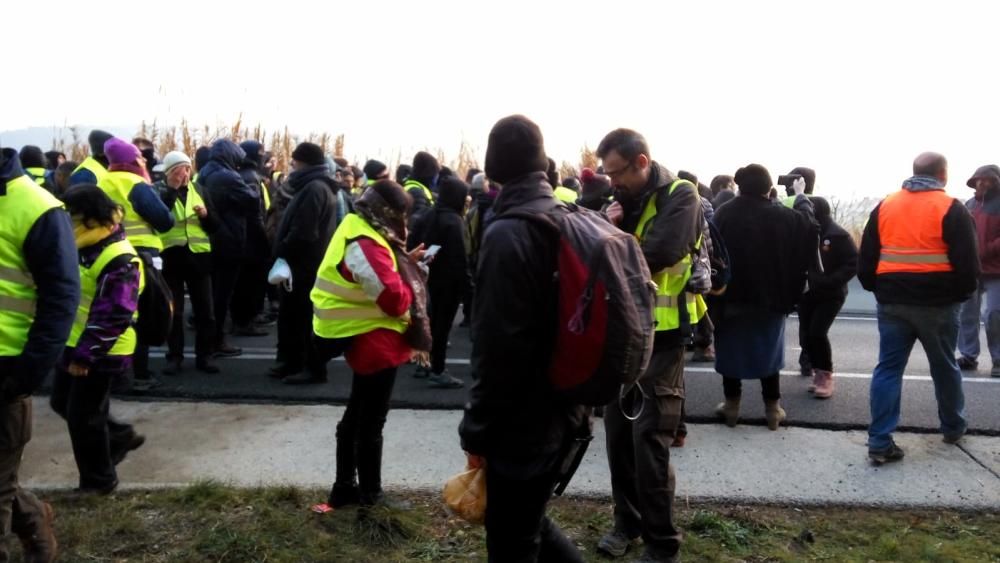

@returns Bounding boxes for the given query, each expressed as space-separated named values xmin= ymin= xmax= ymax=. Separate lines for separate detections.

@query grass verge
xmin=7 ymin=482 xmax=999 ymax=562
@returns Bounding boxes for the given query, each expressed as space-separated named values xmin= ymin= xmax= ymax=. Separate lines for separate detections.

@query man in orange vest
xmin=858 ymin=152 xmax=979 ymax=465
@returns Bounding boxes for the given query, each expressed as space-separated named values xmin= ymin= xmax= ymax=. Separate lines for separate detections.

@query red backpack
xmin=502 ymin=203 xmax=656 ymax=406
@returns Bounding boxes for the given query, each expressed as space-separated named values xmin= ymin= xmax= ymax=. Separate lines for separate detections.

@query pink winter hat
xmin=103 ymin=137 xmax=141 ymax=165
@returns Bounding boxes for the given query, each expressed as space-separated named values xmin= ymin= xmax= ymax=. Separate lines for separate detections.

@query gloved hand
xmin=792 ymin=177 xmax=807 ymax=196
xmin=268 ymin=258 xmax=293 ymax=292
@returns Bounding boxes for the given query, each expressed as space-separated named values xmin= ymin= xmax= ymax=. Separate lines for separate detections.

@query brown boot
xmin=19 ymin=501 xmax=57 ymax=563
xmin=764 ymin=400 xmax=786 ymax=431
xmin=813 ymin=370 xmax=834 ymax=399
xmin=714 ymin=399 xmax=741 ymax=427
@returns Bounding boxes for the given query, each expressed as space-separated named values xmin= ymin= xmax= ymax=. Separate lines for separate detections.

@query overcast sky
xmin=6 ymin=0 xmax=999 ymax=198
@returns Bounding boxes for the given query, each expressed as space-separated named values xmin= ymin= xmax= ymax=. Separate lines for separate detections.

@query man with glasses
xmin=596 ymin=129 xmax=703 ymax=563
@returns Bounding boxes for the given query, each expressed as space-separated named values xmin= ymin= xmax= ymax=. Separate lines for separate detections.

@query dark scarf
xmin=355 ymin=190 xmax=431 ymax=352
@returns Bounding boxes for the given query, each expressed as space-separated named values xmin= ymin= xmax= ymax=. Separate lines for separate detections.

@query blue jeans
xmin=957 ymin=279 xmax=1000 ymax=364
xmin=869 ymin=303 xmax=967 ymax=450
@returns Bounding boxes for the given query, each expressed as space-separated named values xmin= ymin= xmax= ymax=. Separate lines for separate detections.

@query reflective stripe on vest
xmin=876 ymin=189 xmax=955 ymax=275
xmin=633 ymin=179 xmax=706 ymax=332
xmin=310 ymin=214 xmax=409 ymax=339
xmin=66 ymin=238 xmax=144 ymax=356
xmin=0 ymin=175 xmax=63 ymax=355
xmin=98 ymin=171 xmax=164 ymax=251
xmin=404 ymin=179 xmax=434 ymax=204
xmin=72 ymin=157 xmax=108 ymax=183
xmin=161 ymin=183 xmax=212 ymax=253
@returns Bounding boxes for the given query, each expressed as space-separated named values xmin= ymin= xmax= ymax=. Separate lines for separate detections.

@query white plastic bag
xmin=268 ymin=258 xmax=293 ymax=291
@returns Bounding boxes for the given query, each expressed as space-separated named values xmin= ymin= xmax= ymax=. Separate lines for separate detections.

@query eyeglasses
xmin=603 ymin=162 xmax=634 ymax=179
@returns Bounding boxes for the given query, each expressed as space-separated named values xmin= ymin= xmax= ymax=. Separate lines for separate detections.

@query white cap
xmin=161 ymin=151 xmax=192 ymax=174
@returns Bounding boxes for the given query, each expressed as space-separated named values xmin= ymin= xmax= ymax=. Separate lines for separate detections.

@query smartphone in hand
xmin=421 ymin=244 xmax=442 ymax=264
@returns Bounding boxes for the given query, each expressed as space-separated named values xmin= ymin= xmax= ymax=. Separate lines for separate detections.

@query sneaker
xmin=76 ymin=479 xmax=119 ymax=496
xmin=412 ymin=366 xmax=430 ymax=379
xmin=943 ymin=428 xmax=967 ymax=445
xmin=957 ymin=356 xmax=978 ymax=371
xmin=254 ymin=312 xmax=278 ymax=327
xmin=869 ymin=442 xmax=905 ymax=465
xmin=161 ymin=358 xmax=183 ymax=376
xmin=213 ymin=342 xmax=243 ymax=358
xmin=233 ymin=323 xmax=269 ymax=337
xmin=427 ymin=371 xmax=463 ymax=389
xmin=597 ymin=529 xmax=641 ymax=558
xmin=131 ymin=377 xmax=162 ymax=391
xmin=112 ymin=433 xmax=146 ymax=465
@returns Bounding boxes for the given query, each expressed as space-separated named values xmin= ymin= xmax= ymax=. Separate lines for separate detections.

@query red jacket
xmin=968 ymin=191 xmax=1000 ymax=278
xmin=338 ymin=237 xmax=413 ymax=374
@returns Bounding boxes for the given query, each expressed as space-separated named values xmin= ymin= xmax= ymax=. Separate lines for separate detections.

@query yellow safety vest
xmin=403 ymin=179 xmax=435 ymax=205
xmin=66 ymin=238 xmax=145 ymax=356
xmin=260 ymin=180 xmax=271 ymax=211
xmin=782 ymin=195 xmax=797 ymax=208
xmin=25 ymin=167 xmax=47 ymax=185
xmin=72 ymin=156 xmax=108 ymax=184
xmin=98 ymin=171 xmax=164 ymax=251
xmin=634 ymin=179 xmax=707 ymax=331
xmin=311 ymin=214 xmax=409 ymax=339
xmin=0 ymin=175 xmax=65 ymax=355
xmin=553 ymin=186 xmax=578 ymax=204
xmin=160 ymin=183 xmax=212 ymax=254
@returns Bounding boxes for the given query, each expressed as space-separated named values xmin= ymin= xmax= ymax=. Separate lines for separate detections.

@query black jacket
xmin=804 ymin=198 xmax=858 ymax=301
xmin=0 ymin=149 xmax=79 ymax=398
xmin=199 ymin=141 xmax=261 ymax=262
xmin=858 ymin=185 xmax=979 ymax=305
xmin=619 ymin=162 xmax=703 ymax=345
xmin=713 ymin=193 xmax=815 ymax=314
xmin=274 ymin=165 xmax=341 ymax=275
xmin=459 ymin=172 xmax=589 ymax=462
xmin=409 ymin=201 xmax=469 ymax=290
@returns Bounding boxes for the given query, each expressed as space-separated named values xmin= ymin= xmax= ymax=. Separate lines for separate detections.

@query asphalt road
xmin=99 ymin=298 xmax=1000 ymax=435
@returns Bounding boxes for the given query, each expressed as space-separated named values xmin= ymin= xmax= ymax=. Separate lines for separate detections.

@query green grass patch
xmin=4 ymin=485 xmax=1000 ymax=562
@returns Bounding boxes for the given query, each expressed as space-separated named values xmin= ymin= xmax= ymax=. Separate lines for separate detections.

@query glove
xmin=792 ymin=177 xmax=806 ymax=196
xmin=268 ymin=258 xmax=293 ymax=292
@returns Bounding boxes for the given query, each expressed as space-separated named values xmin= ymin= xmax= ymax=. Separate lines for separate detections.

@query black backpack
xmin=135 ymin=253 xmax=174 ymax=346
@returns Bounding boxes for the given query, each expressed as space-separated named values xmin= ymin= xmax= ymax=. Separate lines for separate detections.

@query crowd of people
xmin=0 ymin=113 xmax=992 ymax=561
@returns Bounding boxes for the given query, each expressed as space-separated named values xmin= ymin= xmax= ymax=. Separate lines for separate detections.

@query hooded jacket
xmin=198 ymin=140 xmax=261 ymax=261
xmin=858 ymin=176 xmax=979 ymax=305
xmin=804 ymin=196 xmax=858 ymax=301
xmin=965 ymin=165 xmax=1000 ymax=278
xmin=274 ymin=164 xmax=341 ymax=274
xmin=459 ymin=172 xmax=590 ymax=464
xmin=408 ymin=180 xmax=470 ymax=289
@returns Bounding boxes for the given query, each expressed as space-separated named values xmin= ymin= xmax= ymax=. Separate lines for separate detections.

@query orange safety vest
xmin=876 ymin=189 xmax=955 ymax=275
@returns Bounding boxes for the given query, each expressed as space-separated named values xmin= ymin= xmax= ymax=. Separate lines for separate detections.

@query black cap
xmin=291 ymin=142 xmax=326 ymax=167
xmin=411 ymin=151 xmax=441 ymax=183
xmin=363 ymin=159 xmax=388 ymax=180
xmin=88 ymin=129 xmax=114 ymax=157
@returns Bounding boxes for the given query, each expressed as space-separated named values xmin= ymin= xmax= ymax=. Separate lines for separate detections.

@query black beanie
xmin=734 ymin=163 xmax=773 ymax=197
xmin=88 ymin=129 xmax=114 ymax=157
xmin=411 ymin=151 xmax=440 ymax=183
xmin=18 ymin=145 xmax=45 ymax=169
xmin=788 ymin=166 xmax=816 ymax=194
xmin=291 ymin=142 xmax=326 ymax=166
xmin=194 ymin=146 xmax=212 ymax=172
xmin=485 ymin=115 xmax=548 ymax=185
xmin=363 ymin=159 xmax=388 ymax=180
xmin=437 ymin=176 xmax=470 ymax=213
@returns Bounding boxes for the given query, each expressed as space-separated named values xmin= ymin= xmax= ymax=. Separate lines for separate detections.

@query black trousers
xmin=0 ymin=397 xmax=50 ymax=562
xmin=276 ymin=269 xmax=325 ymax=376
xmin=798 ymin=296 xmax=845 ymax=373
xmin=333 ymin=367 xmax=397 ymax=504
xmin=483 ymin=459 xmax=584 ymax=563
xmin=605 ymin=344 xmax=684 ymax=557
xmin=722 ymin=373 xmax=781 ymax=401
xmin=429 ymin=282 xmax=462 ymax=374
xmin=232 ymin=258 xmax=269 ymax=326
xmin=212 ymin=259 xmax=242 ymax=341
xmin=163 ymin=249 xmax=215 ymax=362
xmin=50 ymin=367 xmax=135 ymax=489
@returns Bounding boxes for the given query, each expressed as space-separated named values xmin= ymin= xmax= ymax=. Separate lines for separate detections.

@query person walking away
xmin=270 ymin=143 xmax=342 ymax=384
xmin=799 ymin=196 xmax=857 ymax=398
xmin=155 ymin=151 xmax=220 ymax=375
xmin=858 ymin=152 xmax=978 ymax=464
xmin=98 ymin=138 xmax=175 ymax=390
xmin=596 ymin=129 xmax=704 ymax=563
xmin=312 ymin=180 xmax=429 ymax=509
xmin=69 ymin=129 xmax=114 ymax=186
xmin=200 ymin=139 xmax=261 ymax=358
xmin=408 ymin=176 xmax=470 ymax=388
xmin=0 ymin=147 xmax=77 ymax=562
xmin=51 ymin=185 xmax=147 ymax=494
xmin=459 ymin=115 xmax=588 ymax=563
xmin=956 ymin=165 xmax=1000 ymax=377
xmin=711 ymin=164 xmax=814 ymax=429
